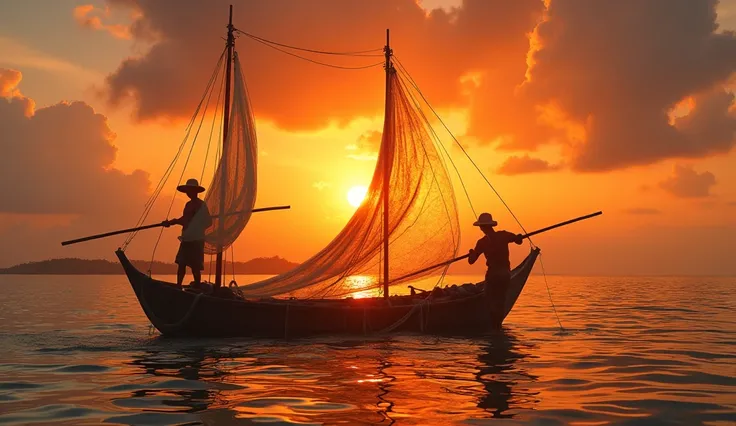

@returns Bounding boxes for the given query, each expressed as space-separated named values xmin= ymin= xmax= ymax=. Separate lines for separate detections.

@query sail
xmin=239 ymin=71 xmax=460 ymax=298
xmin=203 ymin=53 xmax=257 ymax=254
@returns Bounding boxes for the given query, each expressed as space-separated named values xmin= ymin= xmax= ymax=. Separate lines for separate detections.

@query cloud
xmin=0 ymin=37 xmax=102 ymax=82
xmin=312 ymin=181 xmax=331 ymax=191
xmin=0 ymin=69 xmax=151 ymax=217
xmin=496 ymin=154 xmax=559 ymax=175
xmin=624 ymin=208 xmax=662 ymax=215
xmin=74 ymin=4 xmax=133 ymax=39
xmin=658 ymin=164 xmax=717 ymax=198
xmin=347 ymin=130 xmax=381 ymax=161
xmin=101 ymin=0 xmax=545 ymax=128
xmin=0 ymin=69 xmax=181 ymax=266
xmin=519 ymin=0 xmax=736 ymax=171
xmin=0 ymin=69 xmax=23 ymax=98
xmin=99 ymin=0 xmax=736 ymax=171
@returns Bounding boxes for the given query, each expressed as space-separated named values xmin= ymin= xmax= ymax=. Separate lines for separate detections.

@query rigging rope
xmin=242 ymin=32 xmax=385 ymax=70
xmin=393 ymin=56 xmax=533 ymax=243
xmin=122 ymin=48 xmax=227 ymax=250
xmin=538 ymin=254 xmax=564 ymax=330
xmin=201 ymin=63 xmax=226 ymax=183
xmin=148 ymin=51 xmax=225 ymax=267
xmin=395 ymin=69 xmax=478 ymax=220
xmin=234 ymin=29 xmax=383 ymax=56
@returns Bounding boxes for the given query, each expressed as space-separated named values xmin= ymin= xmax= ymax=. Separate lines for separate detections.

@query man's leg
xmin=176 ymin=264 xmax=186 ymax=287
xmin=192 ymin=267 xmax=201 ymax=284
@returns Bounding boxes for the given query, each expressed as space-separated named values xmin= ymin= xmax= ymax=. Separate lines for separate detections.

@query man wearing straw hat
xmin=468 ymin=212 xmax=523 ymax=329
xmin=164 ymin=178 xmax=212 ymax=288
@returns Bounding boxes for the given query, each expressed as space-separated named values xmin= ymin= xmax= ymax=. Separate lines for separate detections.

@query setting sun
xmin=347 ymin=185 xmax=368 ymax=208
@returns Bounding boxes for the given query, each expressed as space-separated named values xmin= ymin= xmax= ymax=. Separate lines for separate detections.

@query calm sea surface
xmin=0 ymin=274 xmax=734 ymax=425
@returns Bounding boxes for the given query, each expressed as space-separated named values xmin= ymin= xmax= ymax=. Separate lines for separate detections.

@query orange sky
xmin=1 ymin=0 xmax=735 ymax=275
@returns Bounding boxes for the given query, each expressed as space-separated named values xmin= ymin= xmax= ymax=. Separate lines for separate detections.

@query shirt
xmin=472 ymin=230 xmax=519 ymax=273
xmin=180 ymin=198 xmax=212 ymax=241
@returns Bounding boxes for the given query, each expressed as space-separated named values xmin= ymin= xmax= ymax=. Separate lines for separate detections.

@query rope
xmin=393 ymin=56 xmax=532 ymax=241
xmin=235 ymin=29 xmax=383 ymax=56
xmin=242 ymin=33 xmax=385 ymax=70
xmin=139 ymin=287 xmax=204 ymax=334
xmin=395 ymin=70 xmax=478 ymax=219
xmin=201 ymin=62 xmax=226 ymax=183
xmin=122 ymin=48 xmax=227 ymax=250
xmin=538 ymin=253 xmax=564 ymax=330
xmin=148 ymin=53 xmax=224 ymax=268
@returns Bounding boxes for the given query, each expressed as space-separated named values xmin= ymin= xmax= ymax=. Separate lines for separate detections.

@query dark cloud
xmin=102 ymin=0 xmax=544 ymax=129
xmin=624 ymin=208 xmax=663 ymax=215
xmin=0 ymin=72 xmax=150 ymax=217
xmin=100 ymin=0 xmax=736 ymax=171
xmin=658 ymin=164 xmax=717 ymax=198
xmin=0 ymin=69 xmax=175 ymax=266
xmin=496 ymin=154 xmax=559 ymax=175
xmin=517 ymin=0 xmax=736 ymax=170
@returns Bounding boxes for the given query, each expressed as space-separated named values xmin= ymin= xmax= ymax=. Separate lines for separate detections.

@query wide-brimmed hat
xmin=473 ymin=212 xmax=497 ymax=227
xmin=177 ymin=178 xmax=205 ymax=194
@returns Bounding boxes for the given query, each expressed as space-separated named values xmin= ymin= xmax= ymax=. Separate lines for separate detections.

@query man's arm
xmin=505 ymin=231 xmax=524 ymax=245
xmin=468 ymin=239 xmax=483 ymax=264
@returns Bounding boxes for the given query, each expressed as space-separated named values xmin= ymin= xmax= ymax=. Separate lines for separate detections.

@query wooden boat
xmin=116 ymin=247 xmax=539 ymax=337
xmin=59 ymin=6 xmax=598 ymax=338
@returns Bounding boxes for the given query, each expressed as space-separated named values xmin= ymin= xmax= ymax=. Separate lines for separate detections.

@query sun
xmin=347 ymin=185 xmax=368 ymax=208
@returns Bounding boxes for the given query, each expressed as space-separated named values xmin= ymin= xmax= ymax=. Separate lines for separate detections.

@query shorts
xmin=175 ymin=240 xmax=205 ymax=270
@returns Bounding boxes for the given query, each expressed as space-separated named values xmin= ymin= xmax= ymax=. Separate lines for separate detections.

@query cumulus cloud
xmin=0 ymin=68 xmax=23 ymax=98
xmin=347 ymin=130 xmax=381 ymax=161
xmin=101 ymin=0 xmax=544 ymax=129
xmin=73 ymin=4 xmax=133 ymax=39
xmin=99 ymin=0 xmax=736 ymax=171
xmin=521 ymin=0 xmax=736 ymax=171
xmin=496 ymin=154 xmax=559 ymax=175
xmin=658 ymin=164 xmax=717 ymax=198
xmin=0 ymin=69 xmax=176 ymax=266
xmin=0 ymin=73 xmax=150 ymax=216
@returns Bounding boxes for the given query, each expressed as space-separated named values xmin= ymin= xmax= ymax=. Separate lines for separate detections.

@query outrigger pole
xmin=60 ymin=206 xmax=291 ymax=246
xmin=389 ymin=211 xmax=603 ymax=284
xmin=215 ymin=4 xmax=235 ymax=288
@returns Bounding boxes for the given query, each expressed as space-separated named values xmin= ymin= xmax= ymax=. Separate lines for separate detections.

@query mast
xmin=382 ymin=29 xmax=392 ymax=300
xmin=215 ymin=4 xmax=234 ymax=288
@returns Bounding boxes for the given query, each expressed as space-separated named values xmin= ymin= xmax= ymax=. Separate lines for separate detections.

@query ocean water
xmin=0 ymin=274 xmax=734 ymax=425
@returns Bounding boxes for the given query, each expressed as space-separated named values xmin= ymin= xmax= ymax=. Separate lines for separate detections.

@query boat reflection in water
xmin=113 ymin=331 xmax=538 ymax=424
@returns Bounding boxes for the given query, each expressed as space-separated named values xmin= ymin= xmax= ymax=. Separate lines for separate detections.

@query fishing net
xmin=239 ymin=71 xmax=460 ymax=299
xmin=200 ymin=53 xmax=258 ymax=254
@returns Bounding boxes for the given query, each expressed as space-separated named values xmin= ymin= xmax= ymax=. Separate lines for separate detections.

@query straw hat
xmin=473 ymin=212 xmax=497 ymax=227
xmin=177 ymin=178 xmax=205 ymax=194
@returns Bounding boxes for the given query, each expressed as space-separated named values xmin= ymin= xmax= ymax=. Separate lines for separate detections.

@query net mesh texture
xmin=239 ymin=70 xmax=460 ymax=299
xmin=201 ymin=53 xmax=258 ymax=254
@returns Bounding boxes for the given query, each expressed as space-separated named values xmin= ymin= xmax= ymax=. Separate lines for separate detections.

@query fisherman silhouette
xmin=164 ymin=178 xmax=212 ymax=288
xmin=468 ymin=213 xmax=523 ymax=329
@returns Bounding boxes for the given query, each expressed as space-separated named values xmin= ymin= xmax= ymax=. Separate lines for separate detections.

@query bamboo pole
xmin=60 ymin=205 xmax=291 ymax=246
xmin=388 ymin=211 xmax=602 ymax=284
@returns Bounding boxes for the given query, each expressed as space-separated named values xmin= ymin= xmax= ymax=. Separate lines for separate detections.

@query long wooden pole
xmin=388 ymin=211 xmax=602 ymax=284
xmin=60 ymin=205 xmax=291 ymax=246
xmin=382 ymin=29 xmax=392 ymax=300
xmin=215 ymin=4 xmax=235 ymax=288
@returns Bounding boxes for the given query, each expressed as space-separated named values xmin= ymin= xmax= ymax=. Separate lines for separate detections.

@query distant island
xmin=0 ymin=257 xmax=299 ymax=275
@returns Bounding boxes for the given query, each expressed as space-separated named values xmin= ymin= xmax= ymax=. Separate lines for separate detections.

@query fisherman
xmin=467 ymin=212 xmax=523 ymax=329
xmin=163 ymin=178 xmax=212 ymax=288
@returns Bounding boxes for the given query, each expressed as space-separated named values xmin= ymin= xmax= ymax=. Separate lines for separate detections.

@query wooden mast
xmin=215 ymin=4 xmax=234 ymax=288
xmin=382 ymin=29 xmax=392 ymax=300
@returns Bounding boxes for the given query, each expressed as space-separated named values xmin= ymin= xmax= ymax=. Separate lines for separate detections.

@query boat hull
xmin=116 ymin=249 xmax=540 ymax=338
